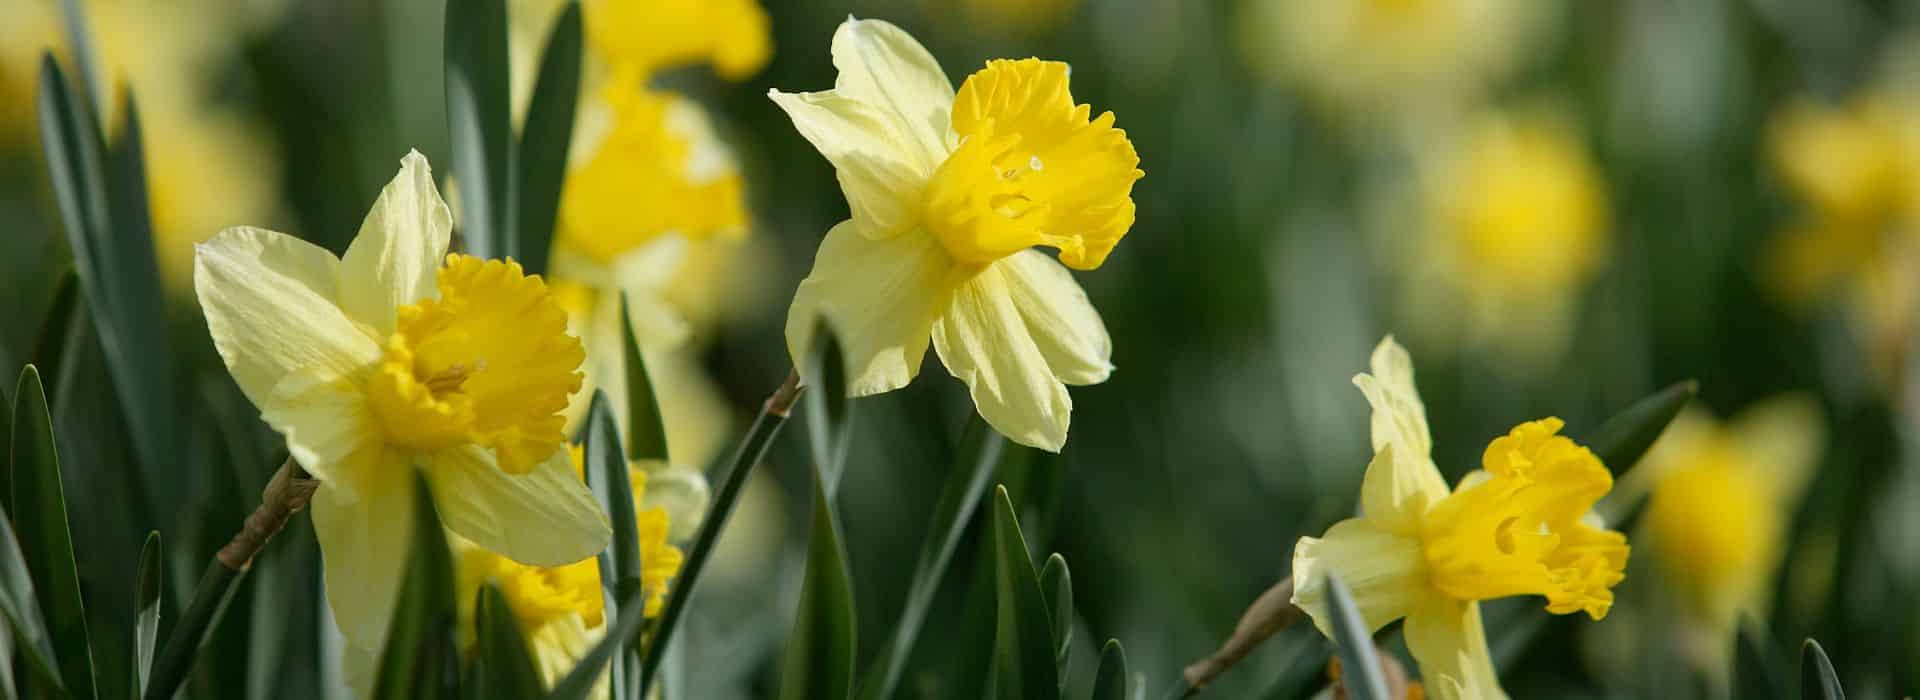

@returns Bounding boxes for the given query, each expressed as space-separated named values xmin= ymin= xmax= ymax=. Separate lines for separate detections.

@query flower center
xmin=1420 ymin=418 xmax=1629 ymax=619
xmin=367 ymin=254 xmax=584 ymax=474
xmin=926 ymin=58 xmax=1141 ymax=270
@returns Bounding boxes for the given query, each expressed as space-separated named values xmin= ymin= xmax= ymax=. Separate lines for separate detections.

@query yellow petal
xmin=195 ymin=226 xmax=383 ymax=481
xmin=767 ymin=89 xmax=934 ymax=238
xmin=997 ymin=249 xmax=1114 ymax=385
xmin=1728 ymin=394 xmax=1825 ymax=504
xmin=931 ymin=263 xmax=1072 ymax=451
xmin=1290 ymin=518 xmax=1426 ymax=637
xmin=1352 ymin=336 xmax=1450 ymax=532
xmin=1403 ymin=597 xmax=1507 ymax=700
xmin=428 ymin=446 xmax=611 ymax=567
xmin=827 ymin=18 xmax=955 ymax=167
xmin=313 ymin=467 xmax=415 ymax=685
xmin=338 ymin=150 xmax=453 ymax=336
xmin=787 ymin=222 xmax=956 ymax=396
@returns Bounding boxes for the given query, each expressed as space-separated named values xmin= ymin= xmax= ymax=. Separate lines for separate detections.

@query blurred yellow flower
xmin=1236 ymin=0 xmax=1561 ymax=120
xmin=0 ymin=0 xmax=284 ymax=292
xmin=581 ymin=0 xmax=771 ymax=80
xmin=1766 ymin=94 xmax=1920 ymax=380
xmin=943 ymin=0 xmax=1081 ymax=33
xmin=456 ymin=447 xmax=684 ymax=697
xmin=1291 ymin=336 xmax=1628 ymax=699
xmin=1397 ymin=112 xmax=1609 ymax=364
xmin=195 ymin=152 xmax=610 ymax=691
xmin=771 ymin=18 xmax=1140 ymax=451
xmin=1637 ymin=397 xmax=1822 ymax=655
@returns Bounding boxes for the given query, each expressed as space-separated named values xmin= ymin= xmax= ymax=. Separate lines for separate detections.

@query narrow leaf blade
xmin=9 ymin=366 xmax=96 ymax=700
xmin=474 ymin=583 xmax=545 ymax=699
xmin=620 ymin=294 xmax=670 ymax=462
xmin=132 ymin=531 xmax=162 ymax=695
xmin=1039 ymin=554 xmax=1071 ymax=671
xmin=1091 ymin=639 xmax=1128 ymax=700
xmin=1325 ymin=575 xmax=1389 ymax=700
xmin=583 ymin=390 xmax=640 ymax=700
xmin=1583 ymin=380 xmax=1697 ymax=476
xmin=514 ymin=0 xmax=582 ymax=276
xmin=444 ymin=0 xmax=515 ymax=261
xmin=778 ymin=474 xmax=858 ymax=700
xmin=1800 ymin=639 xmax=1845 ymax=700
xmin=370 ymin=471 xmax=459 ymax=700
xmin=804 ymin=322 xmax=852 ymax=494
xmin=990 ymin=486 xmax=1059 ymax=700
xmin=0 ymin=498 xmax=64 ymax=694
xmin=1734 ymin=620 xmax=1780 ymax=700
xmin=547 ymin=588 xmax=649 ymax=700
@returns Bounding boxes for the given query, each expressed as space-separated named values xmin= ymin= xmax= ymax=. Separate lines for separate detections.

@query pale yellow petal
xmin=767 ymin=89 xmax=931 ymax=238
xmin=313 ymin=466 xmax=415 ymax=683
xmin=828 ymin=18 xmax=955 ymax=166
xmin=998 ymin=250 xmax=1114 ymax=385
xmin=1351 ymin=336 xmax=1450 ymax=531
xmin=338 ymin=150 xmax=454 ymax=336
xmin=1728 ymin=394 xmax=1826 ymax=504
xmin=787 ymin=221 xmax=956 ymax=396
xmin=1289 ymin=518 xmax=1427 ymax=637
xmin=931 ymin=263 xmax=1072 ymax=452
xmin=263 ymin=375 xmax=383 ymax=487
xmin=428 ymin=446 xmax=611 ymax=567
xmin=1403 ymin=597 xmax=1507 ymax=700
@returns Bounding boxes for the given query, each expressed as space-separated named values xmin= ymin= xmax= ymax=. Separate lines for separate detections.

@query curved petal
xmin=1290 ymin=517 xmax=1427 ymax=637
xmin=313 ymin=467 xmax=415 ymax=681
xmin=338 ymin=150 xmax=454 ymax=336
xmin=828 ymin=18 xmax=954 ymax=167
xmin=768 ymin=89 xmax=932 ymax=238
xmin=786 ymin=221 xmax=955 ymax=396
xmin=1404 ymin=597 xmax=1508 ymax=700
xmin=264 ymin=375 xmax=383 ymax=486
xmin=1352 ymin=336 xmax=1449 ymax=531
xmin=428 ymin=446 xmax=611 ymax=567
xmin=931 ymin=263 xmax=1072 ymax=452
xmin=998 ymin=250 xmax=1114 ymax=385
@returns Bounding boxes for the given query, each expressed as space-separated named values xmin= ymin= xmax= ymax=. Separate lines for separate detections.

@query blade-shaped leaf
xmin=803 ymin=322 xmax=853 ymax=496
xmin=0 ymin=498 xmax=64 ymax=695
xmin=445 ymin=0 xmax=515 ymax=261
xmin=1039 ymin=554 xmax=1071 ymax=671
xmin=9 ymin=366 xmax=96 ymax=700
xmin=371 ymin=471 xmax=458 ymax=700
xmin=132 ymin=532 xmax=161 ymax=695
xmin=620 ymin=294 xmax=670 ymax=462
xmin=513 ymin=0 xmax=581 ymax=276
xmin=1582 ymin=380 xmax=1697 ymax=477
xmin=582 ymin=390 xmax=639 ymax=699
xmin=1091 ymin=639 xmax=1128 ymax=700
xmin=1734 ymin=620 xmax=1780 ymax=700
xmin=101 ymin=89 xmax=177 ymax=482
xmin=1325 ymin=575 xmax=1389 ymax=700
xmin=547 ymin=588 xmax=648 ymax=700
xmin=1800 ymin=639 xmax=1844 ymax=700
xmin=779 ymin=469 xmax=858 ymax=700
xmin=990 ymin=486 xmax=1059 ymax=700
xmin=474 ymin=583 xmax=544 ymax=699
xmin=27 ymin=272 xmax=78 ymax=395
xmin=857 ymin=417 xmax=1005 ymax=700
xmin=56 ymin=0 xmax=105 ymax=113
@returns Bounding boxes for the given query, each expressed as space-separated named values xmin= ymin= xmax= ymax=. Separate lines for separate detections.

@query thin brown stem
xmin=1179 ymin=576 xmax=1304 ymax=693
xmin=764 ymin=367 xmax=802 ymax=418
xmin=214 ymin=457 xmax=318 ymax=570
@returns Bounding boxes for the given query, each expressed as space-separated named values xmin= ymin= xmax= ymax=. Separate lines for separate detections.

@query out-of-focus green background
xmin=2 ymin=0 xmax=1917 ymax=697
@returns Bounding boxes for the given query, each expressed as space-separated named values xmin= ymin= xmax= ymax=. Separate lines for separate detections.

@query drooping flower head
xmin=195 ymin=151 xmax=610 ymax=689
xmin=771 ymin=18 xmax=1142 ymax=451
xmin=1289 ymin=337 xmax=1629 ymax=699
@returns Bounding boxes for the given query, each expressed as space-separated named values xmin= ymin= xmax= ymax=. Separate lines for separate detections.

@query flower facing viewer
xmin=195 ymin=151 xmax=611 ymax=687
xmin=771 ymin=18 xmax=1142 ymax=452
xmin=1290 ymin=337 xmax=1629 ymax=699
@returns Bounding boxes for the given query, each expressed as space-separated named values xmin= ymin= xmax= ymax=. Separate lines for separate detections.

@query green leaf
xmin=778 ymin=468 xmax=858 ymax=700
xmin=546 ymin=587 xmax=648 ymax=700
xmin=444 ymin=0 xmax=515 ymax=261
xmin=990 ymin=485 xmax=1059 ymax=700
xmin=620 ymin=294 xmax=670 ymax=462
xmin=473 ymin=583 xmax=544 ymax=699
xmin=857 ymin=416 xmax=1005 ymax=700
xmin=9 ymin=366 xmax=96 ymax=700
xmin=1734 ymin=620 xmax=1780 ymax=700
xmin=36 ymin=54 xmax=109 ymax=295
xmin=1800 ymin=639 xmax=1844 ymax=700
xmin=0 ymin=495 xmax=64 ymax=696
xmin=142 ymin=561 xmax=241 ymax=700
xmin=55 ymin=0 xmax=105 ymax=115
xmin=27 ymin=272 xmax=79 ymax=393
xmin=1038 ymin=554 xmax=1071 ymax=671
xmin=131 ymin=532 xmax=160 ymax=696
xmin=1583 ymin=380 xmax=1697 ymax=477
xmin=582 ymin=390 xmax=639 ymax=699
xmin=803 ymin=322 xmax=852 ymax=494
xmin=1324 ymin=575 xmax=1388 ymax=700
xmin=371 ymin=471 xmax=459 ymax=700
xmin=1090 ymin=639 xmax=1128 ymax=700
xmin=513 ymin=0 xmax=581 ymax=277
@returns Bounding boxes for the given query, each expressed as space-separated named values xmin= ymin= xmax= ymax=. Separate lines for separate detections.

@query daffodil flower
xmin=195 ymin=151 xmax=611 ymax=688
xmin=1290 ymin=337 xmax=1629 ymax=699
xmin=456 ymin=446 xmax=684 ymax=697
xmin=771 ymin=18 xmax=1142 ymax=451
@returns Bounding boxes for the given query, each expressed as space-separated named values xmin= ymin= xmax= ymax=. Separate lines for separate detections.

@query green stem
xmin=638 ymin=371 xmax=801 ymax=695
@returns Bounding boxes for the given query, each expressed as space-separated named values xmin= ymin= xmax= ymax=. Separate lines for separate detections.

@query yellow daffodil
xmin=581 ymin=0 xmax=770 ymax=80
xmin=1236 ymin=0 xmax=1560 ymax=121
xmin=1766 ymin=94 xmax=1920 ymax=382
xmin=1290 ymin=336 xmax=1629 ymax=699
xmin=195 ymin=151 xmax=611 ymax=689
xmin=457 ymin=446 xmax=684 ymax=696
xmin=1395 ymin=112 xmax=1609 ymax=365
xmin=1637 ymin=398 xmax=1822 ymax=655
xmin=771 ymin=18 xmax=1141 ymax=451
